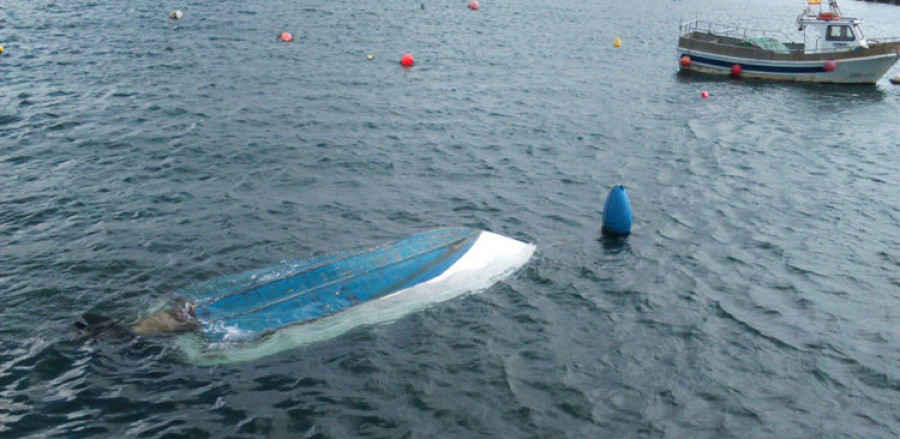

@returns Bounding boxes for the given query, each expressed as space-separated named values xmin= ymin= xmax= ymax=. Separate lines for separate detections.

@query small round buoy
xmin=679 ymin=55 xmax=691 ymax=68
xmin=169 ymin=10 xmax=183 ymax=20
xmin=367 ymin=54 xmax=374 ymax=60
xmin=279 ymin=32 xmax=293 ymax=42
xmin=602 ymin=184 xmax=632 ymax=236
xmin=731 ymin=64 xmax=742 ymax=78
xmin=0 ymin=45 xmax=4 ymax=55
xmin=891 ymin=74 xmax=900 ymax=84
xmin=701 ymin=91 xmax=709 ymax=98
xmin=614 ymin=37 xmax=622 ymax=48
xmin=824 ymin=60 xmax=836 ymax=72
xmin=400 ymin=53 xmax=414 ymax=68
xmin=468 ymin=1 xmax=479 ymax=10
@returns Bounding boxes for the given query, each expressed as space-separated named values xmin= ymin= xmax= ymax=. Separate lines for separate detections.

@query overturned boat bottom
xmin=175 ymin=231 xmax=535 ymax=365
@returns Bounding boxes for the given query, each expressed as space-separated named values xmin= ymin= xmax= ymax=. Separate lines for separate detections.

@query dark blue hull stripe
xmin=680 ymin=52 xmax=825 ymax=74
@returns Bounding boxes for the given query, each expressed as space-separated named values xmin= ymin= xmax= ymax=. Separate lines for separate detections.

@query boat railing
xmin=866 ymin=36 xmax=900 ymax=45
xmin=679 ymin=20 xmax=796 ymax=45
xmin=679 ymin=19 xmax=900 ymax=56
xmin=788 ymin=35 xmax=900 ymax=55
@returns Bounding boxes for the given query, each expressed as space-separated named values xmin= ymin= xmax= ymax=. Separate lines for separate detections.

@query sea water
xmin=2 ymin=0 xmax=899 ymax=436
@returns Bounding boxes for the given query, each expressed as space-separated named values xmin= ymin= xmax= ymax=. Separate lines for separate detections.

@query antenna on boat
xmin=829 ymin=0 xmax=842 ymax=18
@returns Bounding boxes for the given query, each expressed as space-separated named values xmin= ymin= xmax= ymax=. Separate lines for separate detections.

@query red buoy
xmin=701 ymin=91 xmax=709 ymax=99
xmin=279 ymin=32 xmax=293 ymax=42
xmin=680 ymin=56 xmax=691 ymax=68
xmin=731 ymin=64 xmax=742 ymax=78
xmin=824 ymin=60 xmax=836 ymax=72
xmin=468 ymin=1 xmax=479 ymax=10
xmin=400 ymin=53 xmax=414 ymax=68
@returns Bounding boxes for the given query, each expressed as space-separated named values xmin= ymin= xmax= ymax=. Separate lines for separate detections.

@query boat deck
xmin=679 ymin=21 xmax=900 ymax=62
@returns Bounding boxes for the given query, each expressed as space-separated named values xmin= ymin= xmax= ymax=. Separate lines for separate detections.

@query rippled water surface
xmin=3 ymin=0 xmax=900 ymax=437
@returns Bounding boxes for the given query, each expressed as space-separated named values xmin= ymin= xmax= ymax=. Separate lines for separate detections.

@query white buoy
xmin=169 ymin=10 xmax=183 ymax=20
xmin=891 ymin=74 xmax=900 ymax=85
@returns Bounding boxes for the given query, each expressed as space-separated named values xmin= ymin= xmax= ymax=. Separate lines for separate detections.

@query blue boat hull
xmin=183 ymin=228 xmax=487 ymax=342
xmin=175 ymin=228 xmax=535 ymax=364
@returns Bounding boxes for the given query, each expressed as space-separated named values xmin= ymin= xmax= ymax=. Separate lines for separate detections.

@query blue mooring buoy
xmin=602 ymin=184 xmax=632 ymax=235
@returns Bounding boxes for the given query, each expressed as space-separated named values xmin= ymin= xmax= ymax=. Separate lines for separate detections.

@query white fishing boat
xmin=677 ymin=0 xmax=900 ymax=84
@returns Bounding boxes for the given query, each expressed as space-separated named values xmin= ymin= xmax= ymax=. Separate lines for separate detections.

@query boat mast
xmin=800 ymin=0 xmax=842 ymax=22
xmin=829 ymin=0 xmax=842 ymax=18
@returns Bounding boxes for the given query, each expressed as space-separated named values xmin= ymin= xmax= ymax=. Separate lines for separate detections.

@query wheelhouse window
xmin=826 ymin=25 xmax=855 ymax=42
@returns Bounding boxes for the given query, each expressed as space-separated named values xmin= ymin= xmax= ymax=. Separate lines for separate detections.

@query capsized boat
xmin=677 ymin=0 xmax=900 ymax=83
xmin=171 ymin=227 xmax=535 ymax=364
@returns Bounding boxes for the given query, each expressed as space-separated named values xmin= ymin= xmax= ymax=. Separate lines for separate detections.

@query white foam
xmin=176 ymin=231 xmax=535 ymax=365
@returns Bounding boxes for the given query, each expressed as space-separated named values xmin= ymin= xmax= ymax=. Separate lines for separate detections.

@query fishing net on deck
xmin=738 ymin=36 xmax=791 ymax=54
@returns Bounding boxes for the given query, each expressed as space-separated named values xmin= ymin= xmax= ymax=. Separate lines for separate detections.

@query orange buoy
xmin=824 ymin=60 xmax=836 ymax=72
xmin=701 ymin=91 xmax=709 ymax=99
xmin=279 ymin=32 xmax=293 ymax=42
xmin=731 ymin=64 xmax=742 ymax=78
xmin=468 ymin=1 xmax=479 ymax=10
xmin=680 ymin=56 xmax=691 ymax=68
xmin=400 ymin=53 xmax=414 ymax=68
